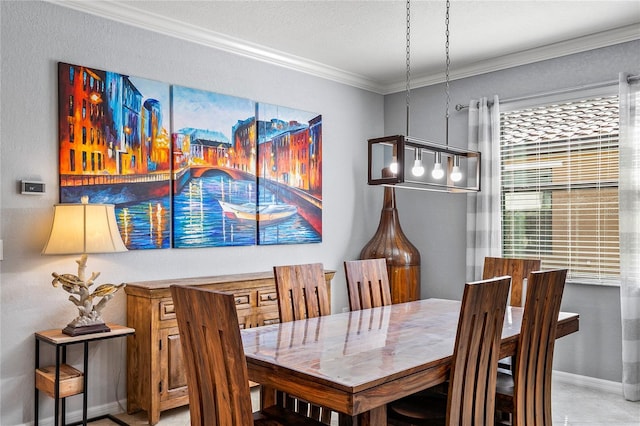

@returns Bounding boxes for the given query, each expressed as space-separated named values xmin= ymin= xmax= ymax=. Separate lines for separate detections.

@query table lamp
xmin=42 ymin=196 xmax=128 ymax=336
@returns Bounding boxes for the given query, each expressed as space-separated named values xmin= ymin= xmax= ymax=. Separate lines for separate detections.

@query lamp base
xmin=62 ymin=322 xmax=111 ymax=337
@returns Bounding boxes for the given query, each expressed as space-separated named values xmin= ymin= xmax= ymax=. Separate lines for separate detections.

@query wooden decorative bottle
xmin=360 ymin=178 xmax=421 ymax=303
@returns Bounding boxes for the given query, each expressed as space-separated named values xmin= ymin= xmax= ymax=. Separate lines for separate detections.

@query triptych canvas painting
xmin=57 ymin=62 xmax=322 ymax=249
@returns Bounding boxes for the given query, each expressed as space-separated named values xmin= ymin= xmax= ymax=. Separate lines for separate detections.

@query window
xmin=69 ymin=149 xmax=75 ymax=172
xmin=500 ymin=94 xmax=619 ymax=284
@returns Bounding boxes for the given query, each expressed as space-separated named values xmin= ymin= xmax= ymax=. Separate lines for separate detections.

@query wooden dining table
xmin=241 ymin=298 xmax=579 ymax=426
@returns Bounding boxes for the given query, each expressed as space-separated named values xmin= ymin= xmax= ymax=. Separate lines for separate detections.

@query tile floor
xmin=100 ymin=376 xmax=640 ymax=425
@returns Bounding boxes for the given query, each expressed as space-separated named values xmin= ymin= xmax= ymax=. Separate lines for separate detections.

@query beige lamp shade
xmin=42 ymin=198 xmax=127 ymax=255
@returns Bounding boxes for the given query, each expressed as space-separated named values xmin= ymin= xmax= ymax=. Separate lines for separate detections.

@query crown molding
xmin=48 ymin=1 xmax=639 ymax=95
xmin=382 ymin=24 xmax=640 ymax=95
xmin=47 ymin=0 xmax=385 ymax=93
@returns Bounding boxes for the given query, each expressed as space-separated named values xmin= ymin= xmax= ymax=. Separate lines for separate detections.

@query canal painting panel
xmin=256 ymin=103 xmax=322 ymax=245
xmin=57 ymin=62 xmax=172 ymax=250
xmin=58 ymin=63 xmax=322 ymax=250
xmin=171 ymin=85 xmax=257 ymax=248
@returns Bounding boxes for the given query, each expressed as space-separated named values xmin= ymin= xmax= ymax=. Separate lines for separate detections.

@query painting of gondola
xmin=256 ymin=103 xmax=322 ymax=245
xmin=171 ymin=85 xmax=257 ymax=248
xmin=59 ymin=63 xmax=322 ymax=249
xmin=57 ymin=62 xmax=172 ymax=250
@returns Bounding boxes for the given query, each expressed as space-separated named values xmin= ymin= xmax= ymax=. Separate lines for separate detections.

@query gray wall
xmin=384 ymin=40 xmax=640 ymax=383
xmin=0 ymin=2 xmax=382 ymax=424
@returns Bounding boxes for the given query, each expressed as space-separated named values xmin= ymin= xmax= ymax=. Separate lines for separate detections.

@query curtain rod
xmin=455 ymin=74 xmax=640 ymax=111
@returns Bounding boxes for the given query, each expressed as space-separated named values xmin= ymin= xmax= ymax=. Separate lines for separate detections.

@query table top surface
xmin=241 ymin=298 xmax=579 ymax=393
xmin=35 ymin=324 xmax=135 ymax=345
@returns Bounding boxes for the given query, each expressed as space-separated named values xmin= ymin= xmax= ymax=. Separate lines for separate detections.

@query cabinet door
xmin=159 ymin=327 xmax=188 ymax=402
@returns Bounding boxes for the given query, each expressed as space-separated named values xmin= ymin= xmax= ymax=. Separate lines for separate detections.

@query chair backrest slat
xmin=171 ymin=285 xmax=254 ymax=426
xmin=447 ymin=276 xmax=511 ymax=426
xmin=513 ymin=269 xmax=567 ymax=426
xmin=483 ymin=257 xmax=541 ymax=307
xmin=344 ymin=259 xmax=392 ymax=310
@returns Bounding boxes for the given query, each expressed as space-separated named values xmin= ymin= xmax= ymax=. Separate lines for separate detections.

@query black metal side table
xmin=35 ymin=324 xmax=135 ymax=426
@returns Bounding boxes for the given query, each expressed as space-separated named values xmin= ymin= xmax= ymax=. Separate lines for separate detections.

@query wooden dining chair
xmin=387 ymin=275 xmax=511 ymax=426
xmin=483 ymin=257 xmax=541 ymax=308
xmin=274 ymin=263 xmax=331 ymax=322
xmin=494 ymin=269 xmax=568 ymax=426
xmin=344 ymin=258 xmax=392 ymax=311
xmin=273 ymin=263 xmax=332 ymax=424
xmin=169 ymin=285 xmax=326 ymax=426
xmin=484 ymin=256 xmax=542 ymax=373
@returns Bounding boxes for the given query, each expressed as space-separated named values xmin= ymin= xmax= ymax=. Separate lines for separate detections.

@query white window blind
xmin=500 ymin=95 xmax=619 ymax=283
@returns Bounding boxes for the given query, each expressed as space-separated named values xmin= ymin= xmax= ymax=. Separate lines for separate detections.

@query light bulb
xmin=389 ymin=160 xmax=398 ymax=174
xmin=450 ymin=166 xmax=462 ymax=182
xmin=411 ymin=159 xmax=425 ymax=177
xmin=450 ymin=155 xmax=462 ymax=182
xmin=431 ymin=163 xmax=444 ymax=179
xmin=432 ymin=152 xmax=444 ymax=179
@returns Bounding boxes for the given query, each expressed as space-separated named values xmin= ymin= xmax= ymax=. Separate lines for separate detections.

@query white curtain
xmin=619 ymin=73 xmax=640 ymax=401
xmin=466 ymin=95 xmax=501 ymax=282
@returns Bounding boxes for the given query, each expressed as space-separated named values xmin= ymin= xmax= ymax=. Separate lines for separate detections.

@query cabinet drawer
xmin=258 ymin=290 xmax=278 ymax=306
xmin=233 ymin=292 xmax=251 ymax=310
xmin=263 ymin=317 xmax=280 ymax=326
xmin=161 ymin=290 xmax=251 ymax=322
xmin=159 ymin=298 xmax=176 ymax=321
xmin=261 ymin=304 xmax=280 ymax=326
xmin=36 ymin=364 xmax=84 ymax=398
xmin=237 ymin=309 xmax=280 ymax=329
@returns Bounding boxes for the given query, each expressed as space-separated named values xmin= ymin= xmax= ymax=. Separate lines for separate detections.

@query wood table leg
xmin=260 ymin=384 xmax=277 ymax=409
xmin=365 ymin=405 xmax=387 ymax=425
xmin=338 ymin=405 xmax=387 ymax=426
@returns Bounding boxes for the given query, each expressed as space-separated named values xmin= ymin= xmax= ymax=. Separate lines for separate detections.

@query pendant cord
xmin=445 ymin=0 xmax=451 ymax=147
xmin=406 ymin=0 xmax=411 ymax=136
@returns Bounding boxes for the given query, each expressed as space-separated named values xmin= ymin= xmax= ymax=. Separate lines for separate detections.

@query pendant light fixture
xmin=368 ymin=0 xmax=481 ymax=193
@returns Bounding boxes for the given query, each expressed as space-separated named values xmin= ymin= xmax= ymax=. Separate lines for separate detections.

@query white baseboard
xmin=26 ymin=398 xmax=127 ymax=426
xmin=553 ymin=370 xmax=623 ymax=395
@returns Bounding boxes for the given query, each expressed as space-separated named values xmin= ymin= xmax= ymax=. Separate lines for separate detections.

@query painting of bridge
xmin=171 ymin=86 xmax=322 ymax=248
xmin=58 ymin=63 xmax=322 ymax=250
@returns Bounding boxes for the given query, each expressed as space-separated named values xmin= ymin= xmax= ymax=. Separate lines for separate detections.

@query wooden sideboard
xmin=125 ymin=270 xmax=335 ymax=425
